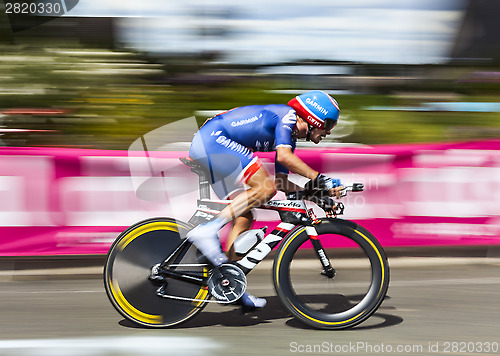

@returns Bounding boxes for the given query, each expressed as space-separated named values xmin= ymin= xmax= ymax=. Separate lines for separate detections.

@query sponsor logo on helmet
xmin=305 ymin=97 xmax=329 ymax=116
xmin=307 ymin=115 xmax=323 ymax=128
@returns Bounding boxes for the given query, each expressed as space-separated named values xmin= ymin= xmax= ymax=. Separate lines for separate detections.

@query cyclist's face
xmin=309 ymin=127 xmax=330 ymax=144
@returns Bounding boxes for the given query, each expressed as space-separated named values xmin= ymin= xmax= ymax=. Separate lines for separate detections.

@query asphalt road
xmin=0 ymin=257 xmax=499 ymax=356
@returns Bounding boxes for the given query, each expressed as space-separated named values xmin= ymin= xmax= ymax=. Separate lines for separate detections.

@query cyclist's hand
xmin=331 ymin=185 xmax=344 ymax=199
xmin=305 ymin=174 xmax=342 ymax=195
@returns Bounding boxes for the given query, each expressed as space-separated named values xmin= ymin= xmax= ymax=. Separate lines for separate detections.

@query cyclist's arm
xmin=276 ymin=146 xmax=318 ymax=180
xmin=276 ymin=146 xmax=344 ymax=198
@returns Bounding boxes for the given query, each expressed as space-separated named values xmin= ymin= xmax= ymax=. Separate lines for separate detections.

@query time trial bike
xmin=104 ymin=157 xmax=390 ymax=330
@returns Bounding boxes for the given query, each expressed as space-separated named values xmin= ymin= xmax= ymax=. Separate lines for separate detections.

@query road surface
xmin=0 ymin=257 xmax=499 ymax=355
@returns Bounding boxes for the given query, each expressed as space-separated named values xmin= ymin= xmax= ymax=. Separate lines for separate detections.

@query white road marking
xmin=0 ymin=290 xmax=102 ymax=294
xmin=0 ymin=335 xmax=220 ymax=356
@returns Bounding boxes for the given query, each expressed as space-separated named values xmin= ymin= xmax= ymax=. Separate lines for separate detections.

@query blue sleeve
xmin=275 ymin=140 xmax=296 ymax=175
xmin=275 ymin=108 xmax=296 ymax=149
xmin=274 ymin=108 xmax=297 ymax=174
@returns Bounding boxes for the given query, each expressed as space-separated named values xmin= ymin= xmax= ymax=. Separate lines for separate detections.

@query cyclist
xmin=187 ymin=90 xmax=343 ymax=312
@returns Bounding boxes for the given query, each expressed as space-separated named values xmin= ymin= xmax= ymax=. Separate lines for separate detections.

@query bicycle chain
xmin=155 ymin=288 xmax=233 ymax=304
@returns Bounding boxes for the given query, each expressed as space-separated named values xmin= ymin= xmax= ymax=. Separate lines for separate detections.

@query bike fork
xmin=305 ymin=226 xmax=336 ymax=279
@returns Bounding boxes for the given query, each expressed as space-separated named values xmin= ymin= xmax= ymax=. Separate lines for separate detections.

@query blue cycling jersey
xmin=205 ymin=105 xmax=297 ymax=152
xmin=199 ymin=104 xmax=296 ymax=173
xmin=189 ymin=104 xmax=297 ymax=198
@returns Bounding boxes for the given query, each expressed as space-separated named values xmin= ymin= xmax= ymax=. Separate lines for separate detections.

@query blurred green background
xmin=1 ymin=1 xmax=500 ymax=150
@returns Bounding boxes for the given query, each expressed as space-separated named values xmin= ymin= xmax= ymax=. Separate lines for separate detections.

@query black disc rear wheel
xmin=104 ymin=218 xmax=209 ymax=328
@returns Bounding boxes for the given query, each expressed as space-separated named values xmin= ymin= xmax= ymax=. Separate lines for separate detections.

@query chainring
xmin=207 ymin=263 xmax=247 ymax=303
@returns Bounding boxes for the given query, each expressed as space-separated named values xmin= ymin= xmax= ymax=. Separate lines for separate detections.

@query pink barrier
xmin=1 ymin=140 xmax=500 ymax=256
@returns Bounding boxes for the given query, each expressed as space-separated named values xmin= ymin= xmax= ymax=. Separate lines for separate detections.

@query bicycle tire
xmin=273 ymin=219 xmax=389 ymax=330
xmin=104 ymin=217 xmax=210 ymax=328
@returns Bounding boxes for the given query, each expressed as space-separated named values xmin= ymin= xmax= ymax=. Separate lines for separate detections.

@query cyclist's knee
xmin=266 ymin=185 xmax=277 ymax=200
xmin=247 ymin=182 xmax=275 ymax=206
xmin=246 ymin=166 xmax=276 ymax=203
xmin=260 ymin=179 xmax=277 ymax=202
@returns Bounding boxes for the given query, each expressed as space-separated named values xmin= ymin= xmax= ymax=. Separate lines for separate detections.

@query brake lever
xmin=322 ymin=183 xmax=364 ymax=218
xmin=351 ymin=183 xmax=364 ymax=192
xmin=339 ymin=183 xmax=364 ymax=197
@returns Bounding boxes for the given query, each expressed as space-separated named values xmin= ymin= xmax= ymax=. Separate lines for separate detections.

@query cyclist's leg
xmin=214 ymin=166 xmax=274 ymax=311
xmin=188 ymin=130 xmax=270 ymax=311
xmin=186 ymin=163 xmax=275 ymax=265
xmin=225 ymin=212 xmax=254 ymax=261
xmin=201 ymin=165 xmax=275 ymax=263
xmin=188 ymin=129 xmax=275 ymax=265
xmin=186 ymin=163 xmax=272 ymax=311
xmin=217 ymin=166 xmax=275 ymax=225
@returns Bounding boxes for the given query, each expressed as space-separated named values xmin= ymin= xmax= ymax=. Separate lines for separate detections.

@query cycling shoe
xmin=235 ymin=291 xmax=267 ymax=314
xmin=187 ymin=220 xmax=228 ymax=266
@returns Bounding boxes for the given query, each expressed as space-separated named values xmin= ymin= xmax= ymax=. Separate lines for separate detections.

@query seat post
xmin=179 ymin=157 xmax=211 ymax=200
xmin=198 ymin=170 xmax=211 ymax=200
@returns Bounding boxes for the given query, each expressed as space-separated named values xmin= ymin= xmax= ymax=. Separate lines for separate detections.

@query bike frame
xmin=156 ymin=158 xmax=336 ymax=287
xmin=186 ymin=197 xmax=330 ymax=275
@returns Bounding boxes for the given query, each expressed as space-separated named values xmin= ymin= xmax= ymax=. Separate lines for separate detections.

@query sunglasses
xmin=324 ymin=118 xmax=338 ymax=131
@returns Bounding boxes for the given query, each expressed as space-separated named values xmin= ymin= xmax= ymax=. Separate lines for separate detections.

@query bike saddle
xmin=180 ymin=157 xmax=207 ymax=177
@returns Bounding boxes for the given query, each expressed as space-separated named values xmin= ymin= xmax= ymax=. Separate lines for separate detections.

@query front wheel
xmin=104 ymin=218 xmax=210 ymax=328
xmin=273 ymin=219 xmax=389 ymax=330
